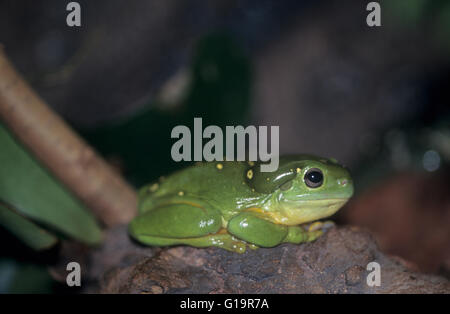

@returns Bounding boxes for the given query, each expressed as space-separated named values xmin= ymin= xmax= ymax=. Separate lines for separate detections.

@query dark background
xmin=0 ymin=0 xmax=449 ymax=292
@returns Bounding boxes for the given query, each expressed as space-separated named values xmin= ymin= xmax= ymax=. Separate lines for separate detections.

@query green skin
xmin=129 ymin=155 xmax=354 ymax=253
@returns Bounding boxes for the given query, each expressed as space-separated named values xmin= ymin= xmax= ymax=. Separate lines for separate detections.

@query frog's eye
xmin=304 ymin=168 xmax=323 ymax=188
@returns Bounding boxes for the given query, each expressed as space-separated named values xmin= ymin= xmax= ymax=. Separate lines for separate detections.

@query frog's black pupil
xmin=307 ymin=171 xmax=322 ymax=183
xmin=305 ymin=168 xmax=323 ymax=188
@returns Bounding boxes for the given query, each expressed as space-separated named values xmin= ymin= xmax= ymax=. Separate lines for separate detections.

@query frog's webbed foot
xmin=130 ymin=230 xmax=249 ymax=253
xmin=299 ymin=220 xmax=335 ymax=242
xmin=186 ymin=231 xmax=249 ymax=253
xmin=199 ymin=231 xmax=262 ymax=253
xmin=283 ymin=221 xmax=335 ymax=244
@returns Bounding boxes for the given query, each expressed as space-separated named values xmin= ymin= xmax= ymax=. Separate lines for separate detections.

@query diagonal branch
xmin=0 ymin=47 xmax=137 ymax=227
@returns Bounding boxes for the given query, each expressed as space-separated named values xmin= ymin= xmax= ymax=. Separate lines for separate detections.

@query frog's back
xmin=142 ymin=161 xmax=257 ymax=214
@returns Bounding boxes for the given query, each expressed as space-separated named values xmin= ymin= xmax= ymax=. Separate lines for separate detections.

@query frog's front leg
xmin=227 ymin=212 xmax=323 ymax=247
xmin=286 ymin=220 xmax=335 ymax=243
xmin=227 ymin=212 xmax=289 ymax=247
xmin=129 ymin=198 xmax=247 ymax=253
xmin=283 ymin=225 xmax=323 ymax=243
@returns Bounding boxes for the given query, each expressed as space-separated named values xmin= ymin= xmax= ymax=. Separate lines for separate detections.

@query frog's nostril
xmin=338 ymin=179 xmax=348 ymax=186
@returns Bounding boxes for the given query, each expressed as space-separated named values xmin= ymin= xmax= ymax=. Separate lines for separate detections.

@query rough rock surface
xmin=89 ymin=225 xmax=450 ymax=293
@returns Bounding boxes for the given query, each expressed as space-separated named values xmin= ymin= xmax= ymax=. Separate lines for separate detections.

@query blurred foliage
xmin=384 ymin=0 xmax=450 ymax=48
xmin=0 ymin=203 xmax=57 ymax=250
xmin=82 ymin=33 xmax=252 ymax=186
xmin=0 ymin=258 xmax=54 ymax=293
xmin=384 ymin=0 xmax=428 ymax=24
xmin=0 ymin=123 xmax=102 ymax=249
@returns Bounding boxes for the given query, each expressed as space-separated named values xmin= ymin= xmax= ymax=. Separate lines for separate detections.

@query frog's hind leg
xmin=129 ymin=201 xmax=247 ymax=253
xmin=133 ymin=230 xmax=248 ymax=253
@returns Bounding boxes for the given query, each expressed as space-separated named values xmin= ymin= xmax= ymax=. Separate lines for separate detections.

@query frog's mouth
xmin=276 ymin=198 xmax=349 ymax=225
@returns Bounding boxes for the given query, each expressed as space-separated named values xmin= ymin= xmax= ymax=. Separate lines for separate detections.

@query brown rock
xmin=90 ymin=225 xmax=450 ymax=294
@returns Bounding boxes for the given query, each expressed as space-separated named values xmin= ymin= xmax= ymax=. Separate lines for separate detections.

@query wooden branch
xmin=0 ymin=47 xmax=137 ymax=226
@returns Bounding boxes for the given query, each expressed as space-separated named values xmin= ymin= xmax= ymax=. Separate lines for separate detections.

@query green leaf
xmin=0 ymin=123 xmax=102 ymax=246
xmin=0 ymin=202 xmax=58 ymax=250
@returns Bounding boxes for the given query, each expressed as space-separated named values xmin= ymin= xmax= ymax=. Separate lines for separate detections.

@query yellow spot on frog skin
xmin=149 ymin=183 xmax=159 ymax=192
xmin=216 ymin=163 xmax=223 ymax=170
xmin=296 ymin=167 xmax=301 ymax=173
xmin=248 ymin=161 xmax=255 ymax=166
xmin=178 ymin=191 xmax=184 ymax=196
xmin=247 ymin=169 xmax=253 ymax=180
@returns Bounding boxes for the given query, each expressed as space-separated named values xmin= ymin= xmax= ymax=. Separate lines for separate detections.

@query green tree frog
xmin=129 ymin=155 xmax=353 ymax=253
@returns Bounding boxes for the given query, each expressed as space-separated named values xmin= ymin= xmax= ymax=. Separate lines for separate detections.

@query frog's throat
xmin=273 ymin=198 xmax=349 ymax=225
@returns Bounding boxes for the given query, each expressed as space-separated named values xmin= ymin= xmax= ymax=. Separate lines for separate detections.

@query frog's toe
xmin=305 ymin=230 xmax=324 ymax=242
xmin=207 ymin=233 xmax=248 ymax=253
xmin=307 ymin=220 xmax=335 ymax=232
xmin=222 ymin=237 xmax=247 ymax=253
xmin=306 ymin=221 xmax=323 ymax=232
xmin=234 ymin=242 xmax=247 ymax=253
